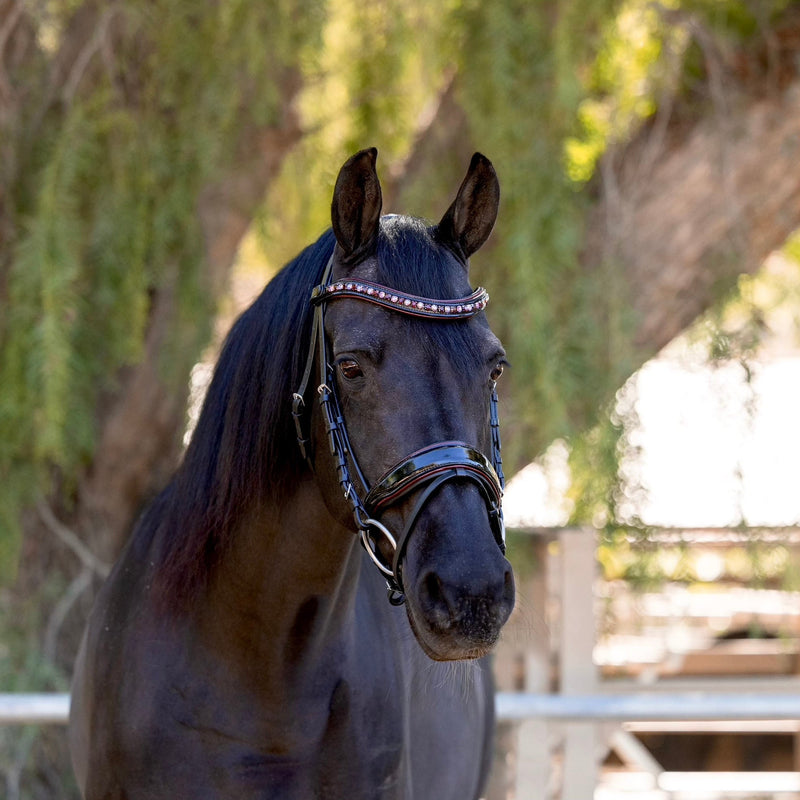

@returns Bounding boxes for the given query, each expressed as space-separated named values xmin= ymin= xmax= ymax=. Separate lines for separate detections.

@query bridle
xmin=292 ymin=252 xmax=506 ymax=605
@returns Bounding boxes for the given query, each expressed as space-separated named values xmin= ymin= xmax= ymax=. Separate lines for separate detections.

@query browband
xmin=311 ymin=279 xmax=489 ymax=319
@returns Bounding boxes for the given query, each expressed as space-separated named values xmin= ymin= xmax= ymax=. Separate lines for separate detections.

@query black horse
xmin=69 ymin=148 xmax=515 ymax=799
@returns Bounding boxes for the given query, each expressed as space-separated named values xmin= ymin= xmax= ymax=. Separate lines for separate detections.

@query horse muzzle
xmin=395 ymin=480 xmax=516 ymax=661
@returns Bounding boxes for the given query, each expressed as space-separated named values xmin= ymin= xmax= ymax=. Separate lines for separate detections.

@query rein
xmin=292 ymin=253 xmax=505 ymax=605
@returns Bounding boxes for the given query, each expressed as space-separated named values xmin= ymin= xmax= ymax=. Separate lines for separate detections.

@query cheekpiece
xmin=311 ymin=280 xmax=489 ymax=319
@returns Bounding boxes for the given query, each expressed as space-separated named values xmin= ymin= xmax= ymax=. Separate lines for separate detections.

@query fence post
xmin=514 ymin=535 xmax=554 ymax=799
xmin=559 ymin=527 xmax=599 ymax=800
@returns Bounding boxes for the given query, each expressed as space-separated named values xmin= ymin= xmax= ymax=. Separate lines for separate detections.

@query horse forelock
xmin=376 ymin=215 xmax=462 ymax=296
xmin=374 ymin=216 xmax=489 ymax=375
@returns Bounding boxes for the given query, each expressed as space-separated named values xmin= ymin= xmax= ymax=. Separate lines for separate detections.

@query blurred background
xmin=1 ymin=0 xmax=800 ymax=797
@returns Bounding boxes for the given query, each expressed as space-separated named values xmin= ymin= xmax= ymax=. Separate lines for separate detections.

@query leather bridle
xmin=292 ymin=252 xmax=506 ymax=605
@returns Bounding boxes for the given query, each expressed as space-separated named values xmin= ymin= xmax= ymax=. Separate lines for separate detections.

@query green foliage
xmin=567 ymin=0 xmax=795 ymax=183
xmin=566 ymin=0 xmax=672 ymax=182
xmin=0 ymin=1 xmax=326 ymax=565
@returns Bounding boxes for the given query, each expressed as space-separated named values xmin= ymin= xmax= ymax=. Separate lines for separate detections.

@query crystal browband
xmin=310 ymin=279 xmax=489 ymax=319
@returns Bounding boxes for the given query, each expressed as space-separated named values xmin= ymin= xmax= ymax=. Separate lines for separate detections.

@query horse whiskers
xmin=500 ymin=592 xmax=548 ymax=647
xmin=419 ymin=657 xmax=480 ymax=699
xmin=501 ymin=592 xmax=550 ymax=640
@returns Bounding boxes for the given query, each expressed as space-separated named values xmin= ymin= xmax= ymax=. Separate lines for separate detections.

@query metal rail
xmin=3 ymin=691 xmax=800 ymax=726
xmin=0 ymin=693 xmax=70 ymax=725
xmin=495 ymin=691 xmax=800 ymax=722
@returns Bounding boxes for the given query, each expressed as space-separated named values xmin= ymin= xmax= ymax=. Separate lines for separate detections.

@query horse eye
xmin=490 ymin=363 xmax=504 ymax=382
xmin=338 ymin=359 xmax=364 ymax=380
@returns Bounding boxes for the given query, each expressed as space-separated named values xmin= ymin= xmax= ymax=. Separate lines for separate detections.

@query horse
xmin=69 ymin=148 xmax=515 ymax=799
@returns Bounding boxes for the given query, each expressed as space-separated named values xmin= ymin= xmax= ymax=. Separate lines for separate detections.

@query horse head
xmin=308 ymin=148 xmax=515 ymax=661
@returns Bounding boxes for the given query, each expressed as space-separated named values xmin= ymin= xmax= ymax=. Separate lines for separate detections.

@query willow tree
xmin=2 ymin=0 xmax=800 ymax=795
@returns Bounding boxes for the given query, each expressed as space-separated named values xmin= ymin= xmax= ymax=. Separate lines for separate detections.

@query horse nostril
xmin=423 ymin=572 xmax=442 ymax=603
xmin=504 ymin=566 xmax=514 ymax=598
xmin=420 ymin=571 xmax=454 ymax=627
xmin=500 ymin=566 xmax=516 ymax=617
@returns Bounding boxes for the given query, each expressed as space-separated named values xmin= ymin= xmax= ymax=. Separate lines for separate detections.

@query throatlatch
xmin=292 ymin=253 xmax=506 ymax=605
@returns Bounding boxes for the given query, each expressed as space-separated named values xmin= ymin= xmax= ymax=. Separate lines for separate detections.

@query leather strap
xmin=292 ymin=252 xmax=335 ymax=462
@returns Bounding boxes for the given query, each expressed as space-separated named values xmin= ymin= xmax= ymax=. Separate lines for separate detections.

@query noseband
xmin=292 ymin=253 xmax=505 ymax=605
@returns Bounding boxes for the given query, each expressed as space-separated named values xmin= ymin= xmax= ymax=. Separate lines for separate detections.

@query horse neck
xmin=198 ymin=477 xmax=363 ymax=683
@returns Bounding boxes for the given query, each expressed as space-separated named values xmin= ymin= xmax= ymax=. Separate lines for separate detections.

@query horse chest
xmin=150 ymin=618 xmax=409 ymax=798
xmin=305 ymin=674 xmax=408 ymax=798
xmin=184 ymin=676 xmax=406 ymax=799
xmin=283 ymin=639 xmax=410 ymax=796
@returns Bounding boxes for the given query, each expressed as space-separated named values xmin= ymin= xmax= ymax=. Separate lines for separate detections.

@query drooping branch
xmin=0 ymin=0 xmax=25 ymax=102
xmin=60 ymin=5 xmax=117 ymax=105
xmin=37 ymin=497 xmax=110 ymax=577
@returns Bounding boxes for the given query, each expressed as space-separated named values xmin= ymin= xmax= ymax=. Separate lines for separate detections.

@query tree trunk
xmin=588 ymin=77 xmax=800 ymax=357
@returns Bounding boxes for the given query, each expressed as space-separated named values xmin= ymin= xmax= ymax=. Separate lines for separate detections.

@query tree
xmin=1 ymin=1 xmax=800 ymax=796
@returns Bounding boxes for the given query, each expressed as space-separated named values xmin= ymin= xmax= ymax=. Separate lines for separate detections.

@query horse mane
xmin=376 ymin=216 xmax=486 ymax=375
xmin=151 ymin=217 xmax=485 ymax=608
xmin=153 ymin=229 xmax=335 ymax=607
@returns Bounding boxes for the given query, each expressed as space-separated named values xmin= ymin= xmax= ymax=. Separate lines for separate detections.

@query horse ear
xmin=437 ymin=153 xmax=500 ymax=262
xmin=331 ymin=147 xmax=383 ymax=262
